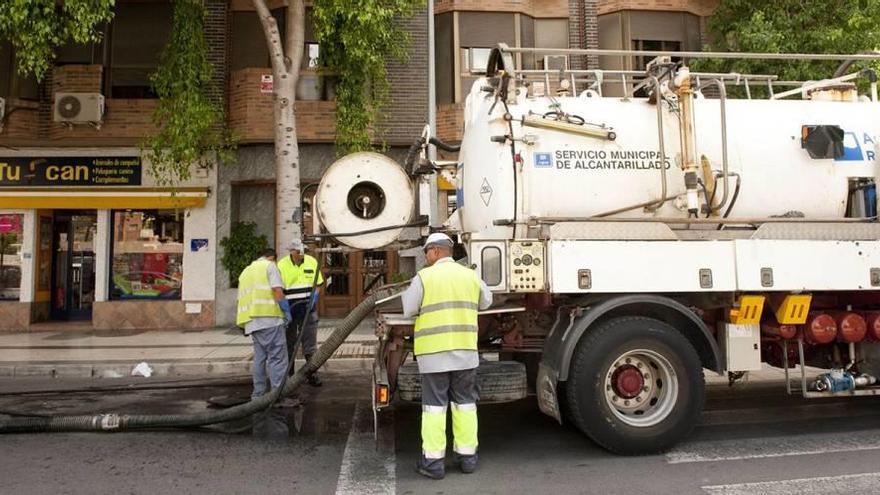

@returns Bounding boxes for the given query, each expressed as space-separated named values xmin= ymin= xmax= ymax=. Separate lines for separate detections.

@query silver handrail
xmin=497 ymin=43 xmax=880 ymax=62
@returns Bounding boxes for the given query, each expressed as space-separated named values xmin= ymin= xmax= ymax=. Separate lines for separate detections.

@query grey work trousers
xmin=421 ymin=368 xmax=480 ymax=407
xmin=251 ymin=324 xmax=289 ymax=399
xmin=286 ymin=301 xmax=318 ymax=362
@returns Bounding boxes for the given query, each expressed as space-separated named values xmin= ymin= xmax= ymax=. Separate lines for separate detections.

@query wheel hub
xmin=612 ymin=365 xmax=644 ymax=399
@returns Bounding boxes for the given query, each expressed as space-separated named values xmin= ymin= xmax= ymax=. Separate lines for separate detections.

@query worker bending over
xmin=278 ymin=240 xmax=325 ymax=387
xmin=402 ymin=233 xmax=493 ymax=479
xmin=236 ymin=248 xmax=291 ymax=400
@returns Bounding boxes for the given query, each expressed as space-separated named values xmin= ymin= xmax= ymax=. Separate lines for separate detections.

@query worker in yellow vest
xmin=277 ymin=240 xmax=325 ymax=386
xmin=236 ymin=248 xmax=292 ymax=400
xmin=402 ymin=233 xmax=493 ymax=479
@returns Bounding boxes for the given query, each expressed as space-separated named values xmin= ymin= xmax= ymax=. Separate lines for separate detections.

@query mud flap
xmin=537 ymin=363 xmax=562 ymax=424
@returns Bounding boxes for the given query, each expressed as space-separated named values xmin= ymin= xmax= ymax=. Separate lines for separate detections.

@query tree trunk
xmin=253 ymin=0 xmax=305 ymax=251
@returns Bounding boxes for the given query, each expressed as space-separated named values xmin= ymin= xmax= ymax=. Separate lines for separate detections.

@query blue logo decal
xmin=838 ymin=132 xmax=864 ymax=161
xmin=534 ymin=152 xmax=553 ymax=168
xmin=836 ymin=131 xmax=876 ymax=162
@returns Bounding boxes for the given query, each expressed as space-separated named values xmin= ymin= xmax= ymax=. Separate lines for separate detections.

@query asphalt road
xmin=3 ymin=368 xmax=880 ymax=495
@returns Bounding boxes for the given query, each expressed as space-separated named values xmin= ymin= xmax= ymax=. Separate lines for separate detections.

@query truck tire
xmin=396 ymin=360 xmax=527 ymax=403
xmin=565 ymin=316 xmax=705 ymax=455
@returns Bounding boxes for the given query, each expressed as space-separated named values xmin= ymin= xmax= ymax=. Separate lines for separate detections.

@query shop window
xmin=0 ymin=214 xmax=23 ymax=301
xmin=108 ymin=2 xmax=173 ymax=98
xmin=110 ymin=210 xmax=183 ymax=300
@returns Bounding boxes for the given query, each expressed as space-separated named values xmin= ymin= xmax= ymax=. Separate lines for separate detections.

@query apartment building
xmin=0 ymin=0 xmax=716 ymax=331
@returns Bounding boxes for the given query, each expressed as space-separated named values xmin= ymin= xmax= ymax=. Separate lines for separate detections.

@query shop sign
xmin=0 ymin=157 xmax=142 ymax=187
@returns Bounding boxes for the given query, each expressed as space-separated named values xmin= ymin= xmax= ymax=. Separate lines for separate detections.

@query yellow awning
xmin=0 ymin=187 xmax=209 ymax=209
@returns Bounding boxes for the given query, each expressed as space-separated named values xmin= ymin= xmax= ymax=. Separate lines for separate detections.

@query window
xmin=108 ymin=3 xmax=173 ymax=98
xmin=461 ymin=47 xmax=492 ymax=74
xmin=631 ymin=40 xmax=681 ymax=97
xmin=481 ymin=246 xmax=502 ymax=287
xmin=0 ymin=42 xmax=39 ymax=100
xmin=0 ymin=214 xmax=23 ymax=301
xmin=111 ymin=210 xmax=184 ymax=300
xmin=631 ymin=40 xmax=681 ymax=71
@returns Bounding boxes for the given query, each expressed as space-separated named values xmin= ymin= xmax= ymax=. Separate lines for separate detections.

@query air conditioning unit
xmin=54 ymin=92 xmax=105 ymax=125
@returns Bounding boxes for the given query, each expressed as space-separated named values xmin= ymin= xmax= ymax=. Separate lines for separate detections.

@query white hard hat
xmin=423 ymin=232 xmax=454 ymax=250
xmin=287 ymin=240 xmax=305 ymax=252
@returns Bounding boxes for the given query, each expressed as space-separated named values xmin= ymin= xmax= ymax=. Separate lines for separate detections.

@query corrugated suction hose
xmin=0 ymin=287 xmax=398 ymax=433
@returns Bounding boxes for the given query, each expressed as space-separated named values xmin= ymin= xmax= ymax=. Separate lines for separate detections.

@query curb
xmin=0 ymin=357 xmax=375 ymax=380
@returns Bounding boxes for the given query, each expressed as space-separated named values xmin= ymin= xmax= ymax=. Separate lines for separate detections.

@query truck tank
xmin=456 ymin=80 xmax=880 ymax=240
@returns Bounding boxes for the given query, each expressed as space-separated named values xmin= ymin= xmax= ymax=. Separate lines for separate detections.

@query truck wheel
xmin=565 ymin=316 xmax=704 ymax=455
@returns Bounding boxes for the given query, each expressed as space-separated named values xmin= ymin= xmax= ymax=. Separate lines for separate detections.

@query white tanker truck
xmin=311 ymin=44 xmax=880 ymax=454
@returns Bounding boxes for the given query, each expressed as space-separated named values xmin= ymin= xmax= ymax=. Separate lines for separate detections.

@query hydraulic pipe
xmin=0 ymin=286 xmax=400 ymax=433
xmin=694 ymin=79 xmax=730 ymax=214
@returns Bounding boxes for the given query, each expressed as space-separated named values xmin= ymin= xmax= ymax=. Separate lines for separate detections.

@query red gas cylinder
xmin=761 ymin=322 xmax=797 ymax=340
xmin=835 ymin=312 xmax=868 ymax=343
xmin=802 ymin=313 xmax=837 ymax=345
xmin=865 ymin=312 xmax=880 ymax=341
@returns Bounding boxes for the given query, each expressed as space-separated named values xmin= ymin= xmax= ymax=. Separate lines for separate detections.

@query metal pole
xmin=426 ymin=3 xmax=440 ymax=227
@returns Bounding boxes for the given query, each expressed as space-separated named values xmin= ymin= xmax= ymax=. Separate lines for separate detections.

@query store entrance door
xmin=51 ymin=211 xmax=97 ymax=321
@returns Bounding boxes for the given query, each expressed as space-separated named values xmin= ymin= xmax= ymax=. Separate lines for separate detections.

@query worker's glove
xmin=278 ymin=298 xmax=293 ymax=323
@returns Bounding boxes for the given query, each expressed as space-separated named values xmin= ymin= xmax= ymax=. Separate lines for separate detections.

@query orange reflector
xmin=376 ymin=384 xmax=390 ymax=406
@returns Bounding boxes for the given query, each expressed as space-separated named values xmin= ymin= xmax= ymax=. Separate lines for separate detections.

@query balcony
xmin=228 ymin=68 xmax=337 ymax=144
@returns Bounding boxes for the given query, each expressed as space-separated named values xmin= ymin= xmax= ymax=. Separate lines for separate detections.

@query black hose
xmin=307 ymin=217 xmax=428 ymax=239
xmin=0 ymin=286 xmax=399 ymax=433
xmin=717 ymin=174 xmax=742 ymax=230
xmin=428 ymin=137 xmax=460 ymax=153
xmin=697 ymin=179 xmax=712 ymax=218
xmin=405 ymin=136 xmax=426 ymax=173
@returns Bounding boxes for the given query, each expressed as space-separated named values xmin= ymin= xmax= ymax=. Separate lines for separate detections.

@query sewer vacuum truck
xmin=311 ymin=44 xmax=880 ymax=455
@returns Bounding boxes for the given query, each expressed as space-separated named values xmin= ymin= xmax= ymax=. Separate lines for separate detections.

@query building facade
xmin=0 ymin=0 xmax=716 ymax=331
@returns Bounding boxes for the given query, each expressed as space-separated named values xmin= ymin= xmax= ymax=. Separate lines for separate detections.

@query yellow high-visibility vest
xmin=236 ymin=258 xmax=283 ymax=327
xmin=413 ymin=261 xmax=481 ymax=355
xmin=277 ymin=254 xmax=323 ymax=301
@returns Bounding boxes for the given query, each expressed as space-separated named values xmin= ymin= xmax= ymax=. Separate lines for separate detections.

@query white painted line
xmin=702 ymin=472 xmax=880 ymax=495
xmin=335 ymin=402 xmax=396 ymax=495
xmin=667 ymin=429 xmax=880 ymax=464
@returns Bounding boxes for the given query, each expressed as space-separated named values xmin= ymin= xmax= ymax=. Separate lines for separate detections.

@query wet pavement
xmin=4 ymin=369 xmax=880 ymax=494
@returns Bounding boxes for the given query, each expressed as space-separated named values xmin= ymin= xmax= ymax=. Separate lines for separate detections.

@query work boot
xmin=455 ymin=454 xmax=478 ymax=474
xmin=305 ymin=354 xmax=322 ymax=387
xmin=415 ymin=458 xmax=445 ymax=480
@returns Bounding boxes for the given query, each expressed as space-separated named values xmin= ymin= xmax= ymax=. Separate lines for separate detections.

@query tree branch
xmin=286 ymin=0 xmax=305 ymax=74
xmin=253 ymin=0 xmax=286 ymax=75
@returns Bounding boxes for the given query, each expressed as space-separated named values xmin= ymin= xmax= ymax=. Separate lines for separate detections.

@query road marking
xmin=335 ymin=402 xmax=396 ymax=495
xmin=702 ymin=472 xmax=880 ymax=494
xmin=667 ymin=429 xmax=880 ymax=464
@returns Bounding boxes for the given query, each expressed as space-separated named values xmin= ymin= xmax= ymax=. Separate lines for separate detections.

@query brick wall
xmin=205 ymin=0 xmax=229 ymax=108
xmin=49 ymin=64 xmax=159 ymax=143
xmin=568 ymin=0 xmax=599 ymax=69
xmin=52 ymin=64 xmax=103 ymax=93
xmin=228 ymin=68 xmax=336 ymax=143
xmin=436 ymin=103 xmax=465 ymax=142
xmin=435 ymin=0 xmax=568 ymax=17
xmin=598 ymin=0 xmax=718 ymax=17
xmin=0 ymin=100 xmax=39 ymax=141
xmin=379 ymin=9 xmax=429 ymax=146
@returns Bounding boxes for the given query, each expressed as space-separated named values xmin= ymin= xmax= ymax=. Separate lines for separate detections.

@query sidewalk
xmin=0 ymin=319 xmax=378 ymax=379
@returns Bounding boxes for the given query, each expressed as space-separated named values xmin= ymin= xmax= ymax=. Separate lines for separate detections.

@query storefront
xmin=0 ymin=150 xmax=217 ymax=331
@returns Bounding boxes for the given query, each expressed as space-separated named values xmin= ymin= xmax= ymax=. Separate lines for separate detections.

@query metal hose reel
xmin=315 ymin=152 xmax=415 ymax=249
